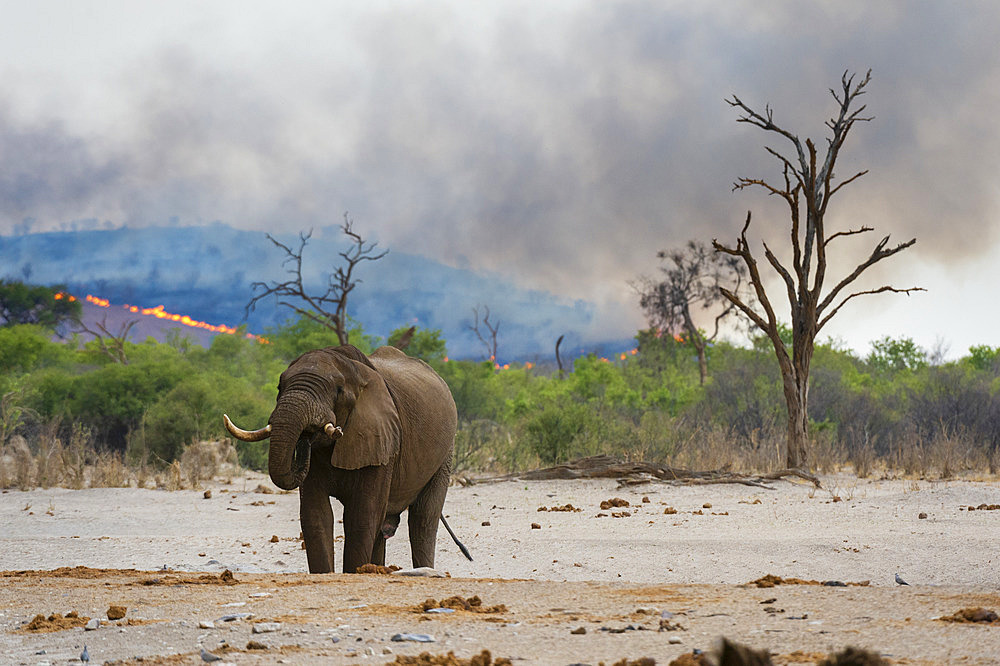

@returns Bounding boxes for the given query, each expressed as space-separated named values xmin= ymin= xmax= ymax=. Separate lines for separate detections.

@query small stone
xmin=570 ymin=626 xmax=586 ymax=635
xmin=270 ymin=535 xmax=279 ymax=543
xmin=252 ymin=622 xmax=281 ymax=634
xmin=246 ymin=640 xmax=268 ymax=650
xmin=84 ymin=618 xmax=101 ymax=631
xmin=482 ymin=521 xmax=491 ymax=526
xmin=383 ymin=646 xmax=394 ymax=655
xmin=218 ymin=613 xmax=253 ymax=622
xmin=531 ymin=522 xmax=541 ymax=529
xmin=107 ymin=605 xmax=127 ymax=620
xmin=664 ymin=507 xmax=677 ymax=515
xmin=199 ymin=620 xmax=216 ymax=629
xmin=424 ymin=608 xmax=455 ymax=614
xmin=668 ymin=635 xmax=683 ymax=644
xmin=702 ymin=503 xmax=712 ymax=509
xmin=203 ymin=489 xmax=212 ymax=499
xmin=365 ymin=647 xmax=376 ymax=656
xmin=392 ymin=567 xmax=446 ymax=578
xmin=918 ymin=512 xmax=927 ymax=519
xmin=391 ymin=633 xmax=435 ymax=643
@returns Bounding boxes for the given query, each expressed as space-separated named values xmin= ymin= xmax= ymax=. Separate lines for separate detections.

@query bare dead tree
xmin=74 ymin=316 xmax=138 ymax=365
xmin=469 ymin=305 xmax=500 ymax=363
xmin=713 ymin=70 xmax=922 ymax=469
xmin=246 ymin=214 xmax=388 ymax=346
xmin=634 ymin=240 xmax=747 ymax=385
xmin=555 ymin=334 xmax=566 ymax=379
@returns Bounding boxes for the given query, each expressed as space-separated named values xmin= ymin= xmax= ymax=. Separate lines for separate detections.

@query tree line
xmin=3 ymin=69 xmax=975 ymax=480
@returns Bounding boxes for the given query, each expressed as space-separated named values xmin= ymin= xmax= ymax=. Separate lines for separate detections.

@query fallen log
xmin=466 ymin=455 xmax=821 ymax=489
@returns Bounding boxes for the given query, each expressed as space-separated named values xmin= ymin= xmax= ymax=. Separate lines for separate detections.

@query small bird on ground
xmin=200 ymin=647 xmax=222 ymax=662
xmin=80 ymin=645 xmax=89 ymax=662
xmin=895 ymin=573 xmax=909 ymax=585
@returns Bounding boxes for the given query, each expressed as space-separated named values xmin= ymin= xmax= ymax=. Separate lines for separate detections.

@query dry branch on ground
xmin=465 ymin=455 xmax=820 ymax=489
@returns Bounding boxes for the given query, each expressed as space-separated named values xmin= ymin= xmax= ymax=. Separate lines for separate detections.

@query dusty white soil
xmin=1 ymin=472 xmax=999 ymax=665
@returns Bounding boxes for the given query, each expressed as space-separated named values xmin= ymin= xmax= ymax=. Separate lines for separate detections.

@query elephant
xmin=223 ymin=344 xmax=469 ymax=573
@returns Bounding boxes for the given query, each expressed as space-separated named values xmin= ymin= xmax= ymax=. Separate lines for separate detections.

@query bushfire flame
xmin=67 ymin=293 xmax=268 ymax=343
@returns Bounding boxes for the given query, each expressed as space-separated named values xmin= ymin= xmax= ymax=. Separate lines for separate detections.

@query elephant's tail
xmin=439 ymin=515 xmax=473 ymax=561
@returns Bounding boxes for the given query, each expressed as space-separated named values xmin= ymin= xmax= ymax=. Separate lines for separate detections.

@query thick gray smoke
xmin=1 ymin=2 xmax=999 ymax=353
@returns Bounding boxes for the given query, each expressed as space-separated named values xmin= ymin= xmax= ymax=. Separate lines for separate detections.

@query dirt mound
xmin=939 ymin=607 xmax=1000 ymax=624
xmin=21 ymin=611 xmax=90 ymax=633
xmin=140 ymin=569 xmax=237 ymax=586
xmin=419 ymin=596 xmax=507 ymax=614
xmin=746 ymin=574 xmax=870 ymax=588
xmin=390 ymin=650 xmax=511 ymax=665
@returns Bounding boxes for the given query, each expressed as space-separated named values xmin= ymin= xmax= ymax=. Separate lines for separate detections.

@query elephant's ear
xmin=330 ymin=361 xmax=400 ymax=470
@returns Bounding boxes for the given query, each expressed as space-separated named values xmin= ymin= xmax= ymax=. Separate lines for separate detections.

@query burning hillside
xmin=66 ymin=292 xmax=267 ymax=346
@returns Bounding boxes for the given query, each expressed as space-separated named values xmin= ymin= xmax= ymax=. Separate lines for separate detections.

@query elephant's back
xmin=370 ymin=347 xmax=457 ymax=510
xmin=369 ymin=347 xmax=456 ymax=420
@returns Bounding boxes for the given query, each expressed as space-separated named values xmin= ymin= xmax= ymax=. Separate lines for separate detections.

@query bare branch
xmin=824 ymin=226 xmax=874 ymax=246
xmin=245 ymin=215 xmax=387 ymax=346
xmin=818 ymin=236 xmax=918 ymax=316
xmin=818 ymin=285 xmax=926 ymax=331
xmin=712 ymin=212 xmax=789 ymax=365
xmin=762 ymin=240 xmax=797 ymax=316
xmin=827 ymin=168 xmax=869 ymax=198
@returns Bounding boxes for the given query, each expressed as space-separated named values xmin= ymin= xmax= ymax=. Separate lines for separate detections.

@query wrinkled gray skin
xmin=229 ymin=345 xmax=457 ymax=574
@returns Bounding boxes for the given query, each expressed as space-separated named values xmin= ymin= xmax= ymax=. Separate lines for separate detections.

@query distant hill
xmin=0 ymin=224 xmax=633 ymax=361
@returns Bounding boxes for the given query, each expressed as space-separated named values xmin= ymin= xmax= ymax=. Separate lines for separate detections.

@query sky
xmin=1 ymin=1 xmax=999 ymax=358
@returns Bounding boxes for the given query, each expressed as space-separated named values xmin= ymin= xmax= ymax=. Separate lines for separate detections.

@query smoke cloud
xmin=1 ymin=1 xmax=999 ymax=354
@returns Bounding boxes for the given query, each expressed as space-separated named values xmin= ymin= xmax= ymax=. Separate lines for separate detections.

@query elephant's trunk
xmin=267 ymin=396 xmax=319 ymax=491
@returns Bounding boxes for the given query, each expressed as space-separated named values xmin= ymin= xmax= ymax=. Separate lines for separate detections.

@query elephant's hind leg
xmin=407 ymin=458 xmax=452 ymax=569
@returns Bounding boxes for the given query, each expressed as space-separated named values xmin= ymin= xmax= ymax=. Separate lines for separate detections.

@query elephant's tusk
xmin=324 ymin=423 xmax=344 ymax=439
xmin=223 ymin=414 xmax=272 ymax=442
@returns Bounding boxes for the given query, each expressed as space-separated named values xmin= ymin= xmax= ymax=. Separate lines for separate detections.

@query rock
xmin=391 ymin=633 xmax=436 ymax=642
xmin=531 ymin=522 xmax=541 ymax=529
xmin=570 ymin=626 xmax=586 ymax=635
xmin=270 ymin=535 xmax=279 ymax=542
xmin=252 ymin=622 xmax=281 ymax=633
xmin=84 ymin=618 xmax=101 ymax=631
xmin=200 ymin=647 xmax=222 ymax=662
xmin=107 ymin=605 xmax=127 ymax=620
xmin=918 ymin=512 xmax=927 ymax=519
xmin=217 ymin=613 xmax=253 ymax=622
xmin=203 ymin=490 xmax=212 ymax=499
xmin=481 ymin=520 xmax=491 ymax=526
xmin=668 ymin=635 xmax=683 ymax=644
xmin=392 ymin=567 xmax=446 ymax=578
xmin=424 ymin=608 xmax=455 ymax=614
xmin=199 ymin=620 xmax=216 ymax=629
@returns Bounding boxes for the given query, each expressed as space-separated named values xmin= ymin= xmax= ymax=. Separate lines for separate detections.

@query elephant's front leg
xmin=339 ymin=465 xmax=392 ymax=574
xmin=299 ymin=472 xmax=336 ymax=573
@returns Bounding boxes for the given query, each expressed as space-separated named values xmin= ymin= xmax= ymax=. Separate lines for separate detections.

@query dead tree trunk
xmin=713 ymin=70 xmax=922 ymax=469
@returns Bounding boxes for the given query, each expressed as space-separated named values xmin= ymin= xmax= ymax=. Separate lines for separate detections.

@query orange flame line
xmin=67 ymin=292 xmax=268 ymax=343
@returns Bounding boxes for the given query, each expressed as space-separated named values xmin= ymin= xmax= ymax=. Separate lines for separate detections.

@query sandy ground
xmin=1 ymin=472 xmax=999 ymax=664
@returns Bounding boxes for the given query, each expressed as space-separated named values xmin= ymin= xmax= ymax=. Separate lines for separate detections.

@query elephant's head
xmin=224 ymin=345 xmax=401 ymax=490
